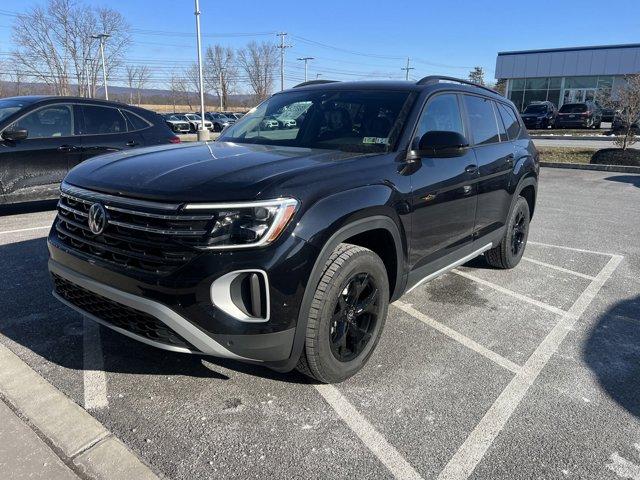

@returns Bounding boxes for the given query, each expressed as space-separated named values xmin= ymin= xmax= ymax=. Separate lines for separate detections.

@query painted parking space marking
xmin=606 ymin=448 xmax=640 ymax=480
xmin=315 ymin=384 xmax=424 ymax=480
xmin=83 ymin=319 xmax=108 ymax=410
xmin=437 ymin=254 xmax=622 ymax=480
xmin=0 ymin=225 xmax=50 ymax=235
xmin=521 ymin=256 xmax=596 ymax=281
xmin=393 ymin=301 xmax=521 ymax=374
xmin=528 ymin=240 xmax=614 ymax=257
xmin=452 ymin=269 xmax=567 ymax=316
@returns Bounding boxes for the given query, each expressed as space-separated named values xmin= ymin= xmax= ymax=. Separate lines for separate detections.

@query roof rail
xmin=416 ymin=75 xmax=499 ymax=95
xmin=293 ymin=80 xmax=339 ymax=88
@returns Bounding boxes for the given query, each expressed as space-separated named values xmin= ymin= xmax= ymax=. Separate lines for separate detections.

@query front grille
xmin=53 ymin=274 xmax=194 ymax=350
xmin=54 ymin=184 xmax=213 ymax=275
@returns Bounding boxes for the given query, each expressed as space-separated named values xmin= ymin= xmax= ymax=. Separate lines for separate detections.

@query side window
xmin=493 ymin=102 xmax=507 ymax=141
xmin=463 ymin=95 xmax=500 ymax=145
xmin=12 ymin=105 xmax=73 ymax=139
xmin=414 ymin=93 xmax=464 ymax=146
xmin=122 ymin=110 xmax=151 ymax=131
xmin=81 ymin=105 xmax=127 ymax=135
xmin=497 ymin=103 xmax=521 ymax=140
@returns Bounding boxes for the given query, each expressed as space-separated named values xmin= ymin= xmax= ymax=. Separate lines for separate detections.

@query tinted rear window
xmin=560 ymin=104 xmax=587 ymax=113
xmin=81 ymin=105 xmax=127 ymax=134
xmin=463 ymin=95 xmax=500 ymax=145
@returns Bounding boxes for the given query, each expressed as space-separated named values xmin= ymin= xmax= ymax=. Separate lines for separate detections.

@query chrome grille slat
xmin=55 ymin=184 xmax=210 ymax=274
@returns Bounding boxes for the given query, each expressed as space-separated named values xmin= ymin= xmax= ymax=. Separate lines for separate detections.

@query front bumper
xmin=48 ymin=228 xmax=319 ymax=365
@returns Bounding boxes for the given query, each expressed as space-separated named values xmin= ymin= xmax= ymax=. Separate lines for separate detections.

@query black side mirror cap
xmin=408 ymin=130 xmax=469 ymax=159
xmin=2 ymin=129 xmax=28 ymax=141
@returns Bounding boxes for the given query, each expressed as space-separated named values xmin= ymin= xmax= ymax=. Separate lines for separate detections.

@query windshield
xmin=186 ymin=114 xmax=201 ymax=120
xmin=560 ymin=104 xmax=587 ymax=113
xmin=524 ymin=104 xmax=547 ymax=114
xmin=0 ymin=99 xmax=29 ymax=123
xmin=166 ymin=114 xmax=182 ymax=121
xmin=219 ymin=89 xmax=414 ymax=152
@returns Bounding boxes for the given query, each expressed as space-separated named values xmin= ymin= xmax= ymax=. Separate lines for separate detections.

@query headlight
xmin=184 ymin=198 xmax=298 ymax=249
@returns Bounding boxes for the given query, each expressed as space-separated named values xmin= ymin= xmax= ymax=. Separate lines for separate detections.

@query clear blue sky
xmin=1 ymin=0 xmax=639 ymax=91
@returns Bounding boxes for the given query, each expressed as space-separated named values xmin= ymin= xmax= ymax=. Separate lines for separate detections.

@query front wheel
xmin=485 ymin=196 xmax=530 ymax=269
xmin=297 ymin=243 xmax=389 ymax=383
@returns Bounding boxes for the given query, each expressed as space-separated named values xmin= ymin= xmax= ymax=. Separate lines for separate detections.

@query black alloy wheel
xmin=329 ymin=273 xmax=380 ymax=362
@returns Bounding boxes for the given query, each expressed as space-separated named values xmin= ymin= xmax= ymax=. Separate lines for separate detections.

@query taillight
xmin=169 ymin=136 xmax=181 ymax=144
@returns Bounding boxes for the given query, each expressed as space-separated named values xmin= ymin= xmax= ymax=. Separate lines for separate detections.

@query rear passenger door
xmin=76 ymin=104 xmax=144 ymax=166
xmin=462 ymin=95 xmax=514 ymax=240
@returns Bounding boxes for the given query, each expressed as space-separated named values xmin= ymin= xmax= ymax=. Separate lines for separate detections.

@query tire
xmin=485 ymin=196 xmax=530 ymax=269
xmin=296 ymin=243 xmax=389 ymax=383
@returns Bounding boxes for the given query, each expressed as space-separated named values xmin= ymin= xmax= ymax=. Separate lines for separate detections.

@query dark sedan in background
xmin=0 ymin=96 xmax=179 ymax=204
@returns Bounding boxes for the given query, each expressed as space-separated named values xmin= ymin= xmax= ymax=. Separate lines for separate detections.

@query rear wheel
xmin=485 ymin=196 xmax=530 ymax=269
xmin=296 ymin=243 xmax=389 ymax=383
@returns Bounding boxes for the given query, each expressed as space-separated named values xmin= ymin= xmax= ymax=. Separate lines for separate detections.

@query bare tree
xmin=599 ymin=75 xmax=640 ymax=151
xmin=205 ymin=45 xmax=237 ymax=110
xmin=125 ymin=65 xmax=137 ymax=104
xmin=135 ymin=66 xmax=151 ymax=105
xmin=237 ymin=41 xmax=278 ymax=102
xmin=184 ymin=63 xmax=205 ymax=110
xmin=12 ymin=0 xmax=131 ymax=97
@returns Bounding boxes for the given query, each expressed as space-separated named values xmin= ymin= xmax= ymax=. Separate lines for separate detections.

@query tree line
xmin=0 ymin=0 xmax=280 ymax=108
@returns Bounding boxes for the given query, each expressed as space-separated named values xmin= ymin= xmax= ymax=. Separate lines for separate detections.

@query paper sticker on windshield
xmin=362 ymin=137 xmax=388 ymax=145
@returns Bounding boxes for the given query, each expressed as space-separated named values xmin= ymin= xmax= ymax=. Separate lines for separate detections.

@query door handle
xmin=125 ymin=140 xmax=139 ymax=147
xmin=57 ymin=145 xmax=77 ymax=152
xmin=464 ymin=164 xmax=478 ymax=173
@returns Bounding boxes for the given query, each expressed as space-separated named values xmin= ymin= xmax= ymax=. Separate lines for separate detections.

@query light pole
xmin=401 ymin=57 xmax=414 ymax=81
xmin=194 ymin=0 xmax=209 ymax=141
xmin=91 ymin=33 xmax=110 ymax=100
xmin=316 ymin=73 xmax=322 ymax=80
xmin=297 ymin=57 xmax=314 ymax=82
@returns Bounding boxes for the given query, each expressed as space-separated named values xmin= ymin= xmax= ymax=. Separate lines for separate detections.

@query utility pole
xmin=84 ymin=58 xmax=91 ymax=98
xmin=316 ymin=73 xmax=322 ymax=80
xmin=219 ymin=68 xmax=225 ymax=110
xmin=401 ymin=57 xmax=414 ymax=81
xmin=194 ymin=0 xmax=209 ymax=141
xmin=276 ymin=32 xmax=291 ymax=91
xmin=297 ymin=57 xmax=314 ymax=82
xmin=91 ymin=33 xmax=110 ymax=99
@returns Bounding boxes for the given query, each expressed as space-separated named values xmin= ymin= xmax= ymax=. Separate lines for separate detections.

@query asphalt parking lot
xmin=0 ymin=168 xmax=639 ymax=480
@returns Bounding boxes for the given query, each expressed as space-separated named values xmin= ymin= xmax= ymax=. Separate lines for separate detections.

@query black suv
xmin=0 ymin=96 xmax=180 ymax=204
xmin=48 ymin=77 xmax=538 ymax=383
xmin=555 ymin=101 xmax=602 ymax=129
xmin=521 ymin=101 xmax=557 ymax=130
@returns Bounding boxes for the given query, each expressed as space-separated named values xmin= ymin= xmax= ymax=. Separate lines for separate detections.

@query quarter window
xmin=122 ymin=110 xmax=150 ymax=131
xmin=12 ymin=105 xmax=73 ymax=138
xmin=463 ymin=95 xmax=500 ymax=145
xmin=81 ymin=105 xmax=127 ymax=135
xmin=497 ymin=103 xmax=521 ymax=140
xmin=414 ymin=93 xmax=464 ymax=147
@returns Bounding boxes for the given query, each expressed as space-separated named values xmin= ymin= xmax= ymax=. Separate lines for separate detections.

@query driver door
xmin=408 ymin=93 xmax=478 ymax=272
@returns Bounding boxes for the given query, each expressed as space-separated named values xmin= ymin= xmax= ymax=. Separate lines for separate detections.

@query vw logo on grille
xmin=87 ymin=203 xmax=107 ymax=235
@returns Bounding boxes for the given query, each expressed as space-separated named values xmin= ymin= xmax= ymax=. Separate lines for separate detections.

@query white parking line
xmin=452 ymin=270 xmax=566 ymax=316
xmin=528 ymin=240 xmax=614 ymax=257
xmin=522 ymin=256 xmax=596 ymax=281
xmin=83 ymin=319 xmax=108 ymax=410
xmin=393 ymin=301 xmax=520 ymax=374
xmin=315 ymin=384 xmax=423 ymax=480
xmin=437 ymin=254 xmax=622 ymax=480
xmin=606 ymin=452 xmax=640 ymax=480
xmin=0 ymin=225 xmax=50 ymax=235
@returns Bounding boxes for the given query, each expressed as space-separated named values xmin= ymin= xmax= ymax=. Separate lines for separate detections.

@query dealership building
xmin=495 ymin=43 xmax=640 ymax=111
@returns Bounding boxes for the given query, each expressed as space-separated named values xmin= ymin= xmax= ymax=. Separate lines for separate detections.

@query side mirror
xmin=2 ymin=129 xmax=28 ymax=142
xmin=409 ymin=130 xmax=469 ymax=159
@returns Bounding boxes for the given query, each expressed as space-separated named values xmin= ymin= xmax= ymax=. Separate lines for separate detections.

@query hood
xmin=64 ymin=141 xmax=366 ymax=202
xmin=521 ymin=113 xmax=544 ymax=119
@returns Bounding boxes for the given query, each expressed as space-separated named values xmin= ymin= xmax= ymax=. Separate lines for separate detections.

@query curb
xmin=540 ymin=162 xmax=640 ymax=174
xmin=531 ymin=135 xmax=615 ymax=141
xmin=0 ymin=343 xmax=159 ymax=480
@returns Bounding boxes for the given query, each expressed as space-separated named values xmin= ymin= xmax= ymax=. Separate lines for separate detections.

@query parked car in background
xmin=162 ymin=113 xmax=191 ymax=134
xmin=555 ymin=101 xmax=602 ymax=129
xmin=260 ymin=116 xmax=280 ymax=129
xmin=223 ymin=112 xmax=243 ymax=120
xmin=599 ymin=105 xmax=618 ymax=123
xmin=204 ymin=112 xmax=235 ymax=132
xmin=611 ymin=113 xmax=640 ymax=134
xmin=520 ymin=101 xmax=557 ymax=129
xmin=278 ymin=118 xmax=297 ymax=128
xmin=0 ymin=96 xmax=179 ymax=204
xmin=180 ymin=113 xmax=214 ymax=132
xmin=47 ymin=77 xmax=538 ymax=383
